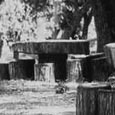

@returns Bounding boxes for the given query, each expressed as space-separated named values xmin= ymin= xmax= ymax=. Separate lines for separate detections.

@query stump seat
xmin=76 ymin=82 xmax=111 ymax=115
xmin=98 ymin=89 xmax=115 ymax=115
xmin=9 ymin=59 xmax=35 ymax=80
xmin=0 ymin=62 xmax=10 ymax=80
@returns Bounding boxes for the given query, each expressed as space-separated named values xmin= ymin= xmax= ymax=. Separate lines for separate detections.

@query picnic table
xmin=12 ymin=40 xmax=90 ymax=81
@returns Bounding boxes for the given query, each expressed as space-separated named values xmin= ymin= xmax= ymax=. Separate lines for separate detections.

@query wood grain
xmin=12 ymin=40 xmax=90 ymax=54
xmin=9 ymin=59 xmax=35 ymax=80
xmin=98 ymin=89 xmax=115 ymax=115
xmin=34 ymin=63 xmax=55 ymax=82
xmin=76 ymin=82 xmax=110 ymax=115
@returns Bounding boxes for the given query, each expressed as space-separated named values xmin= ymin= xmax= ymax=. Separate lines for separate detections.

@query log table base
xmin=38 ymin=54 xmax=67 ymax=81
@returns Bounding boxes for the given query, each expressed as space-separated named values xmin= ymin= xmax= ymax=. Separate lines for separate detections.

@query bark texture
xmin=76 ymin=83 xmax=110 ymax=115
xmin=34 ymin=63 xmax=55 ymax=82
xmin=92 ymin=0 xmax=115 ymax=52
xmin=67 ymin=56 xmax=85 ymax=82
xmin=98 ymin=89 xmax=115 ymax=115
xmin=9 ymin=60 xmax=35 ymax=80
xmin=82 ymin=53 xmax=110 ymax=81
xmin=0 ymin=63 xmax=9 ymax=80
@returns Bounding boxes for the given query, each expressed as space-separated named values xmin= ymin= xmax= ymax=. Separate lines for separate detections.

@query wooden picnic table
xmin=11 ymin=40 xmax=90 ymax=81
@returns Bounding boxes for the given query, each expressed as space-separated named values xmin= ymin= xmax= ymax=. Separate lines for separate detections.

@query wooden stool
xmin=34 ymin=63 xmax=55 ymax=82
xmin=98 ymin=89 xmax=115 ymax=115
xmin=9 ymin=59 xmax=35 ymax=80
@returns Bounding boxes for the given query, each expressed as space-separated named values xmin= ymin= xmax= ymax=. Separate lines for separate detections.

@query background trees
xmin=0 ymin=0 xmax=93 ymax=41
xmin=0 ymin=0 xmax=55 ymax=42
xmin=0 ymin=0 xmax=114 ymax=52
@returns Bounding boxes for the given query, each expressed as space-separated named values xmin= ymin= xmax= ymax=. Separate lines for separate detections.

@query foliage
xmin=0 ymin=0 xmax=55 ymax=42
xmin=60 ymin=0 xmax=92 ymax=39
xmin=47 ymin=0 xmax=93 ymax=39
xmin=0 ymin=0 xmax=92 ymax=42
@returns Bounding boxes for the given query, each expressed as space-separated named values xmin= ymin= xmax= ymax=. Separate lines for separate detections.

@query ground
xmin=0 ymin=80 xmax=77 ymax=115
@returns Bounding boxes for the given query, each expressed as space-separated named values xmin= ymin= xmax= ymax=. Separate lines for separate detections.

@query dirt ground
xmin=0 ymin=80 xmax=77 ymax=115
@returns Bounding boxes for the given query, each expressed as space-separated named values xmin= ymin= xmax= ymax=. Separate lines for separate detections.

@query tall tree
xmin=56 ymin=0 xmax=93 ymax=39
xmin=22 ymin=0 xmax=93 ymax=40
xmin=91 ymin=0 xmax=115 ymax=52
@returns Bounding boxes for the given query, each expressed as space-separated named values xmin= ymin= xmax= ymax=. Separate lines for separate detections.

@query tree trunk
xmin=57 ymin=0 xmax=92 ymax=40
xmin=82 ymin=9 xmax=93 ymax=39
xmin=92 ymin=0 xmax=115 ymax=52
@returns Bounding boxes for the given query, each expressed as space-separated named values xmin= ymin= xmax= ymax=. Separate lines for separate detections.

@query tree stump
xmin=90 ymin=57 xmax=112 ymax=81
xmin=67 ymin=55 xmax=86 ymax=82
xmin=9 ymin=59 xmax=35 ymax=80
xmin=0 ymin=63 xmax=10 ymax=80
xmin=34 ymin=63 xmax=55 ymax=82
xmin=98 ymin=89 xmax=115 ymax=115
xmin=9 ymin=61 xmax=22 ymax=79
xmin=83 ymin=53 xmax=112 ymax=81
xmin=76 ymin=82 xmax=110 ymax=115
